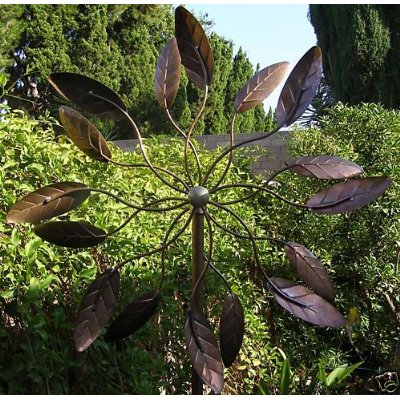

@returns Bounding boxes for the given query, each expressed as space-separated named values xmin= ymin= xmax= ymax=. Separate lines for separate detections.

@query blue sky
xmin=187 ymin=4 xmax=317 ymax=110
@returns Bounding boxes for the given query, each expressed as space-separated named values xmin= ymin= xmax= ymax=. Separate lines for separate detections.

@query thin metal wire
xmin=216 ymin=164 xmax=292 ymax=206
xmin=165 ymin=108 xmax=203 ymax=185
xmin=109 ymin=158 xmax=190 ymax=191
xmin=89 ymin=93 xmax=187 ymax=194
xmin=208 ymin=201 xmax=271 ymax=284
xmin=202 ymin=125 xmax=282 ymax=187
xmin=190 ymin=207 xmax=213 ymax=308
xmin=184 ymin=85 xmax=209 ymax=188
xmin=208 ymin=113 xmax=237 ymax=191
xmin=87 ymin=188 xmax=188 ymax=212
xmin=212 ymin=182 xmax=356 ymax=210
xmin=205 ymin=256 xmax=232 ymax=293
xmin=158 ymin=207 xmax=191 ymax=290
xmin=115 ymin=208 xmax=193 ymax=271
xmin=107 ymin=198 xmax=189 ymax=237
xmin=204 ymin=207 xmax=286 ymax=247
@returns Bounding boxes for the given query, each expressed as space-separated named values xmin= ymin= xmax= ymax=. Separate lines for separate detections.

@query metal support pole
xmin=191 ymin=207 xmax=205 ymax=395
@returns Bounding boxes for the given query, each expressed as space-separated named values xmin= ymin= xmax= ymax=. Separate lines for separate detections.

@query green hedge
xmin=0 ymin=108 xmax=287 ymax=394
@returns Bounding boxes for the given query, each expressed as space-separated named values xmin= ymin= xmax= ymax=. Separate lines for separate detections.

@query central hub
xmin=188 ymin=186 xmax=210 ymax=208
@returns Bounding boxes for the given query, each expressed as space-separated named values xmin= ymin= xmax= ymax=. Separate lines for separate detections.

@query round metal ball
xmin=188 ymin=186 xmax=210 ymax=208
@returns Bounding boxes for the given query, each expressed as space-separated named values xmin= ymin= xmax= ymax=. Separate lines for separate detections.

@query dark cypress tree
xmin=309 ymin=5 xmax=400 ymax=108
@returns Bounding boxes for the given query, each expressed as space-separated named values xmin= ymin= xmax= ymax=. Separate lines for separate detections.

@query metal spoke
xmin=165 ymin=108 xmax=203 ymax=185
xmin=107 ymin=198 xmax=189 ymax=237
xmin=208 ymin=113 xmax=237 ymax=191
xmin=202 ymin=125 xmax=282 ymax=187
xmin=89 ymin=93 xmax=188 ymax=194
xmin=115 ymin=208 xmax=193 ymax=271
xmin=208 ymin=201 xmax=271 ymax=284
xmin=204 ymin=207 xmax=285 ymax=246
xmin=205 ymin=255 xmax=232 ymax=293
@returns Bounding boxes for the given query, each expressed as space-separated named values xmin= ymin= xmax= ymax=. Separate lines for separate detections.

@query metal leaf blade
xmin=219 ymin=293 xmax=244 ymax=367
xmin=234 ymin=62 xmax=290 ymax=113
xmin=155 ymin=38 xmax=181 ymax=109
xmin=285 ymin=242 xmax=334 ymax=301
xmin=59 ymin=106 xmax=111 ymax=162
xmin=105 ymin=289 xmax=161 ymax=342
xmin=268 ymin=277 xmax=346 ymax=327
xmin=6 ymin=182 xmax=90 ymax=224
xmin=276 ymin=46 xmax=322 ymax=127
xmin=34 ymin=221 xmax=107 ymax=248
xmin=49 ymin=73 xmax=127 ymax=120
xmin=74 ymin=269 xmax=120 ymax=352
xmin=184 ymin=310 xmax=224 ymax=393
xmin=289 ymin=155 xmax=364 ymax=180
xmin=306 ymin=176 xmax=391 ymax=214
xmin=175 ymin=6 xmax=214 ymax=89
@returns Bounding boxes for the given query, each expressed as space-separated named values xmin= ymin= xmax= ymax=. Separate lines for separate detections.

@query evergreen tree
xmin=0 ymin=5 xmax=24 ymax=76
xmin=309 ymin=5 xmax=400 ymax=108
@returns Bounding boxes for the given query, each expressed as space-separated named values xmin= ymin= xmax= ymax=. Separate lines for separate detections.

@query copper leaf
xmin=276 ymin=46 xmax=322 ymax=127
xmin=59 ymin=106 xmax=111 ymax=162
xmin=219 ymin=293 xmax=244 ymax=367
xmin=34 ymin=221 xmax=107 ymax=248
xmin=6 ymin=182 xmax=90 ymax=224
xmin=284 ymin=242 xmax=334 ymax=301
xmin=184 ymin=310 xmax=224 ymax=393
xmin=155 ymin=38 xmax=181 ymax=109
xmin=175 ymin=6 xmax=214 ymax=89
xmin=289 ymin=155 xmax=364 ymax=180
xmin=49 ymin=72 xmax=127 ymax=120
xmin=306 ymin=176 xmax=391 ymax=214
xmin=105 ymin=289 xmax=161 ymax=342
xmin=268 ymin=277 xmax=346 ymax=327
xmin=234 ymin=62 xmax=290 ymax=113
xmin=74 ymin=269 xmax=120 ymax=352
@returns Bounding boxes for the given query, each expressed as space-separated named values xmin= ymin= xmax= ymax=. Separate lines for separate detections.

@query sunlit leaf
xmin=276 ymin=46 xmax=322 ymax=127
xmin=59 ymin=106 xmax=111 ymax=162
xmin=234 ymin=62 xmax=290 ymax=113
xmin=307 ymin=176 xmax=391 ymax=214
xmin=7 ymin=182 xmax=90 ymax=224
xmin=268 ymin=277 xmax=346 ymax=327
xmin=155 ymin=38 xmax=181 ymax=109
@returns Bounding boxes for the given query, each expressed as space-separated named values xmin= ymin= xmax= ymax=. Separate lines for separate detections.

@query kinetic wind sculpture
xmin=7 ymin=7 xmax=391 ymax=394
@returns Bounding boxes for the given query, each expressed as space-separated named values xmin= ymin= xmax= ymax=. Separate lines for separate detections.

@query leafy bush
xmin=0 ymin=108 xmax=285 ymax=394
xmin=253 ymin=103 xmax=399 ymax=393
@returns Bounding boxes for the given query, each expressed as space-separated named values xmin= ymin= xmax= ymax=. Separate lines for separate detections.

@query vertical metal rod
xmin=191 ymin=207 xmax=205 ymax=395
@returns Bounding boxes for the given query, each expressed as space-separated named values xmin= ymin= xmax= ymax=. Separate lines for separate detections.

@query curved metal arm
xmin=208 ymin=113 xmax=237 ymax=191
xmin=208 ymin=201 xmax=271 ymax=284
xmin=108 ymin=158 xmax=190 ymax=191
xmin=165 ymin=108 xmax=203 ymax=185
xmin=107 ymin=198 xmax=189 ymax=237
xmin=89 ymin=93 xmax=188 ymax=194
xmin=202 ymin=124 xmax=282 ymax=187
xmin=204 ymin=207 xmax=285 ymax=247
xmin=115 ymin=208 xmax=193 ymax=271
xmin=205 ymin=256 xmax=232 ymax=293
xmin=184 ymin=85 xmax=209 ymax=188
xmin=88 ymin=187 xmax=188 ymax=212
xmin=158 ymin=207 xmax=191 ymax=290
xmin=211 ymin=183 xmax=308 ymax=209
xmin=217 ymin=164 xmax=293 ymax=206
